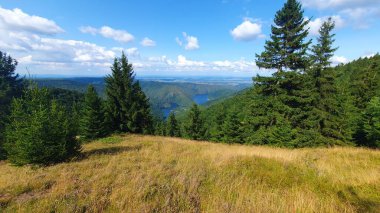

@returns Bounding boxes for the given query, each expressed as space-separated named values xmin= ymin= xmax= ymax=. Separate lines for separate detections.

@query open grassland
xmin=0 ymin=135 xmax=379 ymax=212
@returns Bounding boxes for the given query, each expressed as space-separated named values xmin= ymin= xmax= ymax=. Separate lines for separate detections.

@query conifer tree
xmin=130 ymin=81 xmax=153 ymax=134
xmin=360 ymin=97 xmax=380 ymax=148
xmin=309 ymin=18 xmax=349 ymax=144
xmin=0 ymin=51 xmax=24 ymax=159
xmin=185 ymin=103 xmax=204 ymax=140
xmin=250 ymin=0 xmax=314 ymax=147
xmin=5 ymin=87 xmax=81 ymax=166
xmin=222 ymin=111 xmax=243 ymax=144
xmin=256 ymin=0 xmax=311 ymax=72
xmin=81 ymin=84 xmax=105 ymax=140
xmin=105 ymin=52 xmax=153 ymax=134
xmin=166 ymin=112 xmax=181 ymax=137
xmin=311 ymin=18 xmax=338 ymax=70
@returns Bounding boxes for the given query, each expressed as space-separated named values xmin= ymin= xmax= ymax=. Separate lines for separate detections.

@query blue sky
xmin=0 ymin=0 xmax=379 ymax=77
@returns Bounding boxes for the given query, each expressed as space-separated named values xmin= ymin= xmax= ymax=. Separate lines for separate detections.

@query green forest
xmin=0 ymin=0 xmax=379 ymax=166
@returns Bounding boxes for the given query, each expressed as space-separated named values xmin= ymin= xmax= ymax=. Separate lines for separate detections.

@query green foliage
xmin=81 ymin=85 xmax=106 ymax=140
xmin=185 ymin=104 xmax=205 ymax=140
xmin=105 ymin=52 xmax=153 ymax=134
xmin=256 ymin=0 xmax=311 ymax=72
xmin=357 ymin=97 xmax=380 ymax=148
xmin=221 ymin=111 xmax=243 ymax=144
xmin=0 ymin=51 xmax=24 ymax=160
xmin=166 ymin=112 xmax=181 ymax=137
xmin=4 ymin=87 xmax=81 ymax=166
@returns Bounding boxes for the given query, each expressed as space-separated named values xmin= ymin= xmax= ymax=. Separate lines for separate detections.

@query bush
xmin=5 ymin=87 xmax=81 ymax=166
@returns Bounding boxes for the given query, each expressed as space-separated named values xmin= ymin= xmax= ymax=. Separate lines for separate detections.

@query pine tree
xmin=0 ymin=51 xmax=24 ymax=159
xmin=5 ymin=87 xmax=81 ymax=166
xmin=255 ymin=0 xmax=311 ymax=72
xmin=166 ymin=112 xmax=181 ymax=137
xmin=80 ymin=84 xmax=106 ymax=140
xmin=185 ymin=103 xmax=204 ymax=140
xmin=105 ymin=52 xmax=152 ymax=134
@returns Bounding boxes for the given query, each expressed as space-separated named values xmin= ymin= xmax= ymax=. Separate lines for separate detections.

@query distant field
xmin=0 ymin=135 xmax=379 ymax=212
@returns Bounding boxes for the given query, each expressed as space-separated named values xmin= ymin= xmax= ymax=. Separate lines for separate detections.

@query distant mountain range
xmin=35 ymin=77 xmax=252 ymax=117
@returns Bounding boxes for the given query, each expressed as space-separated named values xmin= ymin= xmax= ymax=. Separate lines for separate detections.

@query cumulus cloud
xmin=140 ymin=37 xmax=156 ymax=47
xmin=0 ymin=7 xmax=64 ymax=35
xmin=176 ymin=32 xmax=200 ymax=50
xmin=231 ymin=20 xmax=264 ymax=41
xmin=307 ymin=15 xmax=345 ymax=36
xmin=80 ymin=26 xmax=134 ymax=43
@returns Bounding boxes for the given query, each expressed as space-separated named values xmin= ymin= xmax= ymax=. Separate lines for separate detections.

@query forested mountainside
xmin=200 ymin=55 xmax=380 ymax=147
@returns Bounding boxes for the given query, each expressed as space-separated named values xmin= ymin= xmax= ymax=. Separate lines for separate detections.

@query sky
xmin=0 ymin=0 xmax=379 ymax=77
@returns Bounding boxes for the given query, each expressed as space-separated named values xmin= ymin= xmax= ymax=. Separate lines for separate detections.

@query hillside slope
xmin=0 ymin=135 xmax=379 ymax=212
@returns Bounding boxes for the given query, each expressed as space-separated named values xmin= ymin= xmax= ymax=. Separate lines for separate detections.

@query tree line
xmin=187 ymin=0 xmax=380 ymax=148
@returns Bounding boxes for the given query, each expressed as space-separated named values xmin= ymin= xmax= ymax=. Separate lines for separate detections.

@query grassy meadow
xmin=0 ymin=135 xmax=379 ymax=212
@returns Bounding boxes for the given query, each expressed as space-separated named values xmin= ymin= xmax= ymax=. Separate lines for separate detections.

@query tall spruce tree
xmin=166 ymin=112 xmax=181 ymax=137
xmin=309 ymin=18 xmax=350 ymax=145
xmin=0 ymin=51 xmax=24 ymax=159
xmin=256 ymin=0 xmax=311 ymax=72
xmin=250 ymin=0 xmax=314 ymax=147
xmin=185 ymin=103 xmax=204 ymax=140
xmin=105 ymin=52 xmax=152 ymax=134
xmin=130 ymin=81 xmax=153 ymax=134
xmin=80 ymin=85 xmax=106 ymax=140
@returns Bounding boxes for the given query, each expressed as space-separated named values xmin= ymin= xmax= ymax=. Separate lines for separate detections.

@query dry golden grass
xmin=0 ymin=134 xmax=379 ymax=212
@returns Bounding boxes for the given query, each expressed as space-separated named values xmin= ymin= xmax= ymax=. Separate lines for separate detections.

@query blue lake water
xmin=162 ymin=94 xmax=209 ymax=118
xmin=193 ymin=94 xmax=209 ymax=105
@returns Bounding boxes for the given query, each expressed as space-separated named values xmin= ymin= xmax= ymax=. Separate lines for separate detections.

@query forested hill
xmin=200 ymin=54 xmax=380 ymax=147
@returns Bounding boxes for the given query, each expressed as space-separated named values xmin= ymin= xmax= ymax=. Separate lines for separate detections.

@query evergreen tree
xmin=166 ymin=112 xmax=181 ymax=137
xmin=356 ymin=97 xmax=380 ymax=148
xmin=130 ymin=81 xmax=153 ymax=134
xmin=5 ymin=87 xmax=81 ymax=166
xmin=250 ymin=0 xmax=315 ymax=147
xmin=0 ymin=51 xmax=24 ymax=159
xmin=185 ymin=103 xmax=204 ymax=140
xmin=105 ymin=52 xmax=152 ymax=134
xmin=255 ymin=0 xmax=311 ymax=72
xmin=311 ymin=18 xmax=338 ymax=70
xmin=222 ymin=111 xmax=243 ymax=144
xmin=80 ymin=84 xmax=106 ymax=140
xmin=309 ymin=18 xmax=350 ymax=145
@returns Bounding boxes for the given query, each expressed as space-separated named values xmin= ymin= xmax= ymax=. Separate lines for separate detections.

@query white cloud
xmin=307 ymin=15 xmax=345 ymax=36
xmin=126 ymin=47 xmax=140 ymax=57
xmin=301 ymin=0 xmax=380 ymax=29
xmin=175 ymin=37 xmax=183 ymax=46
xmin=0 ymin=7 xmax=64 ymax=35
xmin=331 ymin=55 xmax=349 ymax=65
xmin=80 ymin=26 xmax=134 ymax=43
xmin=231 ymin=20 xmax=264 ymax=41
xmin=176 ymin=32 xmax=200 ymax=50
xmin=141 ymin=37 xmax=156 ymax=47
xmin=177 ymin=55 xmax=205 ymax=66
